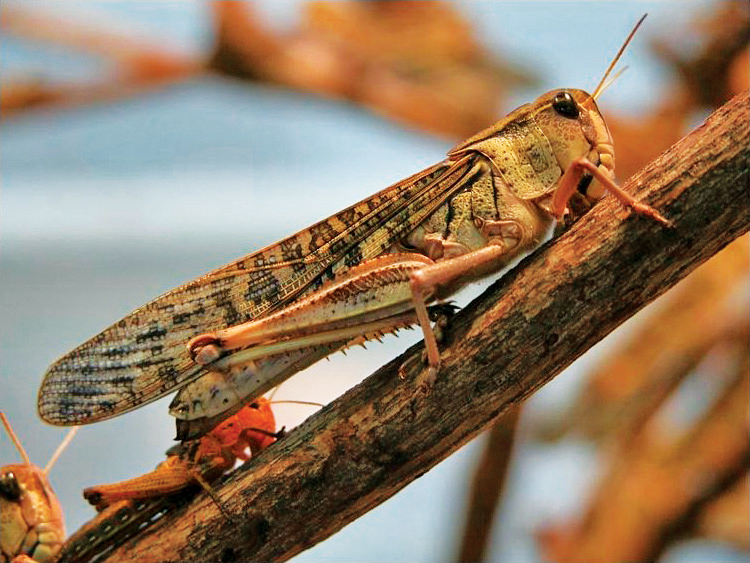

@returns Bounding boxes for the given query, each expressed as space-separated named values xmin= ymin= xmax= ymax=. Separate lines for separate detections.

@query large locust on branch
xmin=37 ymin=16 xmax=668 ymax=442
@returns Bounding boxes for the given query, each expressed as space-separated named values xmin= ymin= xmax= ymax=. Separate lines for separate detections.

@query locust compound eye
xmin=0 ymin=472 xmax=22 ymax=501
xmin=552 ymin=91 xmax=579 ymax=119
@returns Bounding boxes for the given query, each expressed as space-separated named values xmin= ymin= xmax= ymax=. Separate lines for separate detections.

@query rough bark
xmin=540 ymin=234 xmax=749 ymax=443
xmin=95 ymin=90 xmax=749 ymax=563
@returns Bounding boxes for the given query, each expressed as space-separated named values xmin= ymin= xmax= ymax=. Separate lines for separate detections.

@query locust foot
xmin=188 ymin=334 xmax=223 ymax=365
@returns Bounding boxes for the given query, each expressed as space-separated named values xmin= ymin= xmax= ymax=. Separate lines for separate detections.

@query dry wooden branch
xmin=540 ymin=234 xmax=749 ymax=443
xmin=92 ymin=90 xmax=749 ymax=562
xmin=696 ymin=473 xmax=750 ymax=549
xmin=456 ymin=407 xmax=520 ymax=562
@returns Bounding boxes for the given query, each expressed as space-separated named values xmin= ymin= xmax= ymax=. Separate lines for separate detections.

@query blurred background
xmin=1 ymin=1 xmax=748 ymax=561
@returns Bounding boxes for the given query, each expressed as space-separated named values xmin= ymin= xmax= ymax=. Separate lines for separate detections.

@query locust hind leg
xmin=186 ymin=242 xmax=518 ymax=394
xmin=187 ymin=253 xmax=442 ymax=369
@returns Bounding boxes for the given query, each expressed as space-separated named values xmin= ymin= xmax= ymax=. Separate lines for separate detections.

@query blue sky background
xmin=3 ymin=2 xmax=745 ymax=562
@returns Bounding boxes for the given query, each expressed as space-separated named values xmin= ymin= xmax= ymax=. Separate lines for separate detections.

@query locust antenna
xmin=590 ymin=13 xmax=647 ymax=102
xmin=1 ymin=412 xmax=33 ymax=466
xmin=270 ymin=400 xmax=325 ymax=409
xmin=265 ymin=384 xmax=325 ymax=408
xmin=595 ymin=65 xmax=629 ymax=100
xmin=44 ymin=426 xmax=79 ymax=475
xmin=267 ymin=385 xmax=282 ymax=402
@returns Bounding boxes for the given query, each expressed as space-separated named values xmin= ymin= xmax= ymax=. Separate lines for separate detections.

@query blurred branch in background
xmin=651 ymin=1 xmax=750 ymax=108
xmin=696 ymin=473 xmax=750 ymax=549
xmin=456 ymin=407 xmax=520 ymax=563
xmin=606 ymin=1 xmax=749 ymax=180
xmin=1 ymin=5 xmax=202 ymax=114
xmin=1 ymin=1 xmax=535 ymax=139
xmin=2 ymin=0 xmax=746 ymax=147
xmin=538 ymin=356 xmax=749 ymax=562
xmin=208 ymin=1 xmax=535 ymax=138
xmin=540 ymin=364 xmax=750 ymax=561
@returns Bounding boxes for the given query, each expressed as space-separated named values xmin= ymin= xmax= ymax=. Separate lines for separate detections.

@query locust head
xmin=534 ymin=88 xmax=616 ymax=206
xmin=1 ymin=413 xmax=73 ymax=563
xmin=447 ymin=23 xmax=634 ymax=219
xmin=1 ymin=464 xmax=62 ymax=563
xmin=535 ymin=12 xmax=651 ymax=221
xmin=448 ymin=85 xmax=618 ymax=221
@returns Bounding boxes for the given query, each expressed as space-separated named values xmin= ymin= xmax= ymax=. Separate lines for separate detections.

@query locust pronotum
xmin=37 ymin=15 xmax=669 ymax=441
xmin=0 ymin=413 xmax=77 ymax=563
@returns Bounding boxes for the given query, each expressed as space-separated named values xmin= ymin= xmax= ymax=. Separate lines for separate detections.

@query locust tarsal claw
xmin=418 ymin=364 xmax=439 ymax=394
xmin=397 ymin=302 xmax=455 ymax=381
xmin=397 ymin=312 xmax=448 ymax=384
xmin=397 ymin=351 xmax=439 ymax=392
xmin=628 ymin=199 xmax=672 ymax=227
xmin=397 ymin=347 xmax=434 ymax=381
xmin=398 ymin=301 xmax=459 ymax=387
xmin=188 ymin=334 xmax=224 ymax=365
xmin=398 ymin=354 xmax=419 ymax=380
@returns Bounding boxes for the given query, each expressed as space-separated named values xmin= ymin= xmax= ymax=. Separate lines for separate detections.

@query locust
xmin=58 ymin=395 xmax=318 ymax=562
xmin=54 ymin=399 xmax=278 ymax=563
xmin=81 ymin=397 xmax=280 ymax=512
xmin=81 ymin=396 xmax=320 ymax=511
xmin=0 ymin=413 xmax=77 ymax=563
xmin=37 ymin=16 xmax=669 ymax=441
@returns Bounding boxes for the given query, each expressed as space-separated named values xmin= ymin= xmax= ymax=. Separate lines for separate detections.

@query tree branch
xmin=95 ymin=90 xmax=749 ymax=562
xmin=456 ymin=407 xmax=520 ymax=562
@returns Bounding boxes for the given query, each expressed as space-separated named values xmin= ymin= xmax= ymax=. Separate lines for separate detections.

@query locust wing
xmin=38 ymin=153 xmax=479 ymax=425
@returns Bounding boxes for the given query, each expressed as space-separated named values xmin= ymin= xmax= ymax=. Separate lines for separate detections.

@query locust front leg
xmin=550 ymin=157 xmax=671 ymax=225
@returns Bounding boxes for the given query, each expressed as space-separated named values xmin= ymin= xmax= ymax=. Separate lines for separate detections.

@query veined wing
xmin=38 ymin=153 xmax=480 ymax=425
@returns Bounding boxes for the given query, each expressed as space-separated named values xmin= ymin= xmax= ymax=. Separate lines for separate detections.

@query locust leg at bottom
xmin=83 ymin=454 xmax=230 ymax=511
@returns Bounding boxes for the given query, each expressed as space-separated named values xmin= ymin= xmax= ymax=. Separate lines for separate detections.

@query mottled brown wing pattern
xmin=38 ymin=154 xmax=479 ymax=425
